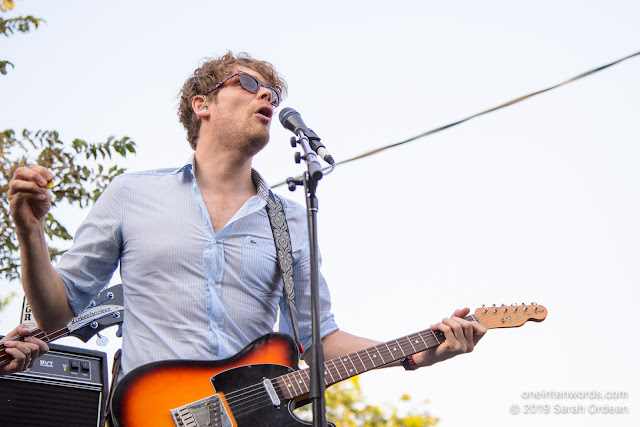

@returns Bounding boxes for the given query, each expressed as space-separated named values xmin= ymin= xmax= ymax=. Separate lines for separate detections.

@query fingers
xmin=8 ymin=165 xmax=54 ymax=198
xmin=450 ymin=307 xmax=471 ymax=319
xmin=434 ymin=317 xmax=474 ymax=353
xmin=3 ymin=341 xmax=33 ymax=372
xmin=1 ymin=324 xmax=49 ymax=375
xmin=432 ymin=308 xmax=486 ymax=354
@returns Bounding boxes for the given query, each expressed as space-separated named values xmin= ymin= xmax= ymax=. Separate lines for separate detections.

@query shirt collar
xmin=178 ymin=154 xmax=271 ymax=201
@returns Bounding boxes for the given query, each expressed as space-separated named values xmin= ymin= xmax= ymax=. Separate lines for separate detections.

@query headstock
xmin=474 ymin=303 xmax=547 ymax=329
xmin=67 ymin=284 xmax=124 ymax=342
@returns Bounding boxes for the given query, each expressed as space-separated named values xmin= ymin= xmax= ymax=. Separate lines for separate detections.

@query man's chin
xmin=242 ymin=134 xmax=270 ymax=157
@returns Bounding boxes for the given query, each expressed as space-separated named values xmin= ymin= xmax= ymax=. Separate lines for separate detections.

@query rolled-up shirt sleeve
xmin=55 ymin=176 xmax=123 ymax=316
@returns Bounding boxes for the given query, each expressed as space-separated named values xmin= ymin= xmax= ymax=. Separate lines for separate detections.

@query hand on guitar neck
xmin=413 ymin=307 xmax=487 ymax=367
xmin=0 ymin=323 xmax=49 ymax=376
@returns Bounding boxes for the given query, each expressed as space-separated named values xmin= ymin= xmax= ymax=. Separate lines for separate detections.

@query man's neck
xmin=193 ymin=145 xmax=257 ymax=197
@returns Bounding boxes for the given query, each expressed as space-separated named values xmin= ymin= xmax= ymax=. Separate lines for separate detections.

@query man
xmin=8 ymin=52 xmax=485 ymax=385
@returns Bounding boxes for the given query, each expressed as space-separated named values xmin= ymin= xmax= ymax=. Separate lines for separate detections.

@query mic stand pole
xmin=286 ymin=131 xmax=327 ymax=427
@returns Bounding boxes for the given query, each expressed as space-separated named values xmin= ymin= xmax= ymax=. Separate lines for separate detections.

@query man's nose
xmin=257 ymin=86 xmax=272 ymax=103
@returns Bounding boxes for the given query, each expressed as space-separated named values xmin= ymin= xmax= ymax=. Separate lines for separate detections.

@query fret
xmin=288 ymin=371 xmax=304 ymax=396
xmin=301 ymin=369 xmax=312 ymax=391
xmin=342 ymin=355 xmax=358 ymax=375
xmin=338 ymin=356 xmax=349 ymax=377
xmin=429 ymin=329 xmax=441 ymax=344
xmin=354 ymin=351 xmax=367 ymax=371
xmin=408 ymin=332 xmax=428 ymax=352
xmin=362 ymin=347 xmax=376 ymax=368
xmin=292 ymin=370 xmax=307 ymax=395
xmin=417 ymin=331 xmax=429 ymax=349
xmin=329 ymin=359 xmax=343 ymax=380
xmin=324 ymin=362 xmax=337 ymax=384
xmin=380 ymin=343 xmax=394 ymax=364
xmin=372 ymin=345 xmax=385 ymax=366
xmin=405 ymin=335 xmax=418 ymax=353
xmin=277 ymin=375 xmax=296 ymax=399
xmin=394 ymin=338 xmax=409 ymax=358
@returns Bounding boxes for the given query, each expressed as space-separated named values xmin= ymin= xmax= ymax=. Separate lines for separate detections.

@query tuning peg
xmin=482 ymin=304 xmax=488 ymax=314
xmin=96 ymin=333 xmax=109 ymax=346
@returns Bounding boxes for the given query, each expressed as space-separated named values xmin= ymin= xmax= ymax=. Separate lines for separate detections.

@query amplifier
xmin=0 ymin=341 xmax=108 ymax=427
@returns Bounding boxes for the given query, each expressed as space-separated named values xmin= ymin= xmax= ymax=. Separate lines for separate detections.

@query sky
xmin=1 ymin=1 xmax=639 ymax=426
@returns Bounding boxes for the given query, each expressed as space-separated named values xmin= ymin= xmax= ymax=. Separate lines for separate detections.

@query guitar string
xmin=0 ymin=307 xmax=127 ymax=367
xmin=221 ymin=329 xmax=448 ymax=418
xmin=2 ymin=310 xmax=541 ymax=418
xmin=218 ymin=309 xmax=543 ymax=417
xmin=224 ymin=327 xmax=447 ymax=405
xmin=219 ymin=309 xmax=545 ymax=419
xmin=0 ymin=326 xmax=69 ymax=367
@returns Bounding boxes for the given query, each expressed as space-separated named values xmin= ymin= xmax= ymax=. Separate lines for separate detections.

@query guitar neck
xmin=275 ymin=314 xmax=477 ymax=400
xmin=0 ymin=327 xmax=71 ymax=368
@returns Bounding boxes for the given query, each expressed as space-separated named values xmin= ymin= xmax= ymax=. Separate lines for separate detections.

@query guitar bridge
xmin=170 ymin=394 xmax=233 ymax=427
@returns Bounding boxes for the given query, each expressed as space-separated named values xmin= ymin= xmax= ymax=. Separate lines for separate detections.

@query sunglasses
xmin=206 ymin=70 xmax=280 ymax=107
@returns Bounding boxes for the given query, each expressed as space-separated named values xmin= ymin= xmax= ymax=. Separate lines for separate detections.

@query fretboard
xmin=276 ymin=314 xmax=478 ymax=399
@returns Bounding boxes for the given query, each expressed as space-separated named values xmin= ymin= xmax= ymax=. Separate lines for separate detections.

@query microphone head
xmin=279 ymin=107 xmax=299 ymax=132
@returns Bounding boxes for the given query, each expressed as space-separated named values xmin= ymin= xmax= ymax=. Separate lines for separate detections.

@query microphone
xmin=279 ymin=107 xmax=335 ymax=165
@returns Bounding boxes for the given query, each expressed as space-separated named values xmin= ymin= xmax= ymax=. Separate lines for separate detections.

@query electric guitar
xmin=0 ymin=284 xmax=125 ymax=369
xmin=110 ymin=303 xmax=547 ymax=427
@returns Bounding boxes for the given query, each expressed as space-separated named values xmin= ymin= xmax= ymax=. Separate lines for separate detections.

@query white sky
xmin=1 ymin=1 xmax=639 ymax=426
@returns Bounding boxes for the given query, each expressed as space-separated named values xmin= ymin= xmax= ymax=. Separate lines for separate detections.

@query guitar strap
xmin=265 ymin=190 xmax=303 ymax=356
xmin=104 ymin=348 xmax=121 ymax=427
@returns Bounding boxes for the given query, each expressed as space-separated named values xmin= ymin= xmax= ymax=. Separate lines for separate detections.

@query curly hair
xmin=178 ymin=51 xmax=288 ymax=150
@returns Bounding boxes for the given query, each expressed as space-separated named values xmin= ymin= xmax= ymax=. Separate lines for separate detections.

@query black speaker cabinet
xmin=0 ymin=342 xmax=108 ymax=427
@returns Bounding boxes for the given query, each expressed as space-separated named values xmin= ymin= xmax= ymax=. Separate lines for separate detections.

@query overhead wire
xmin=271 ymin=49 xmax=640 ymax=189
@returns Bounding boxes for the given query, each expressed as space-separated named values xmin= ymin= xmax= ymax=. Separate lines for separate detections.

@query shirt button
xmin=213 ymin=322 xmax=219 ymax=328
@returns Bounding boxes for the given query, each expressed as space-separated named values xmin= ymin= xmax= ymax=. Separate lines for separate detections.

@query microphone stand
xmin=286 ymin=131 xmax=327 ymax=427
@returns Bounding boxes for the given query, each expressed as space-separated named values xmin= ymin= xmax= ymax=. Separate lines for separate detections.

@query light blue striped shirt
xmin=55 ymin=157 xmax=339 ymax=379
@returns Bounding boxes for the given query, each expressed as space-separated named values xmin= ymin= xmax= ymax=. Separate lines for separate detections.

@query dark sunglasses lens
xmin=238 ymin=74 xmax=260 ymax=93
xmin=238 ymin=73 xmax=279 ymax=106
xmin=269 ymin=89 xmax=279 ymax=106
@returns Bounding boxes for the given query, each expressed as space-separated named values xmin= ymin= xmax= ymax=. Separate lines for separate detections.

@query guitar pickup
xmin=170 ymin=394 xmax=233 ymax=427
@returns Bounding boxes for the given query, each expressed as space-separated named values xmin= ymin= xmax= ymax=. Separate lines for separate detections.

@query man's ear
xmin=192 ymin=95 xmax=210 ymax=116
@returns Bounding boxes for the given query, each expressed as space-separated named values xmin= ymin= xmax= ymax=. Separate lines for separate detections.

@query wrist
xmin=401 ymin=354 xmax=420 ymax=371
xmin=16 ymin=221 xmax=46 ymax=242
